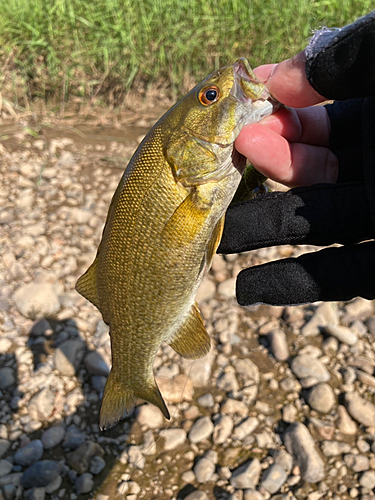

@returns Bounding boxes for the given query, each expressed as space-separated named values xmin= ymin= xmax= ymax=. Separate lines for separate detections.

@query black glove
xmin=218 ymin=11 xmax=375 ymax=306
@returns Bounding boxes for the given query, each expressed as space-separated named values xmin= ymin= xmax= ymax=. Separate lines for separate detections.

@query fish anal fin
xmin=168 ymin=302 xmax=210 ymax=359
xmin=99 ymin=370 xmax=169 ymax=430
xmin=75 ymin=256 xmax=101 ymax=311
xmin=206 ymin=215 xmax=225 ymax=270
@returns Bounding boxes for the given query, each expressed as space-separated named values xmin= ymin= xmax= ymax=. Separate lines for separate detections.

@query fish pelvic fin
xmin=75 ymin=256 xmax=101 ymax=311
xmin=99 ymin=370 xmax=170 ymax=430
xmin=168 ymin=302 xmax=210 ymax=359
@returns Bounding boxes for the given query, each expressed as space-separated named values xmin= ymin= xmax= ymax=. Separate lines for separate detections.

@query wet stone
xmin=306 ymin=383 xmax=335 ymax=413
xmin=283 ymin=422 xmax=325 ymax=483
xmin=189 ymin=416 xmax=214 ymax=444
xmin=14 ymin=440 xmax=44 ymax=467
xmin=194 ymin=457 xmax=215 ymax=483
xmin=230 ymin=458 xmax=261 ymax=489
xmin=41 ymin=426 xmax=65 ymax=450
xmin=261 ymin=463 xmax=288 ymax=494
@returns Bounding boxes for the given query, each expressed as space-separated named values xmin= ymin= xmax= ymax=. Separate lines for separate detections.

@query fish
xmin=76 ymin=57 xmax=279 ymax=430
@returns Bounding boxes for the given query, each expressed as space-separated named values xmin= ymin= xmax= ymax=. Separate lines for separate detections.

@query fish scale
xmin=76 ymin=57 xmax=279 ymax=429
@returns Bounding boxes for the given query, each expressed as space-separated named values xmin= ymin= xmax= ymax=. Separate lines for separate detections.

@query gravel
xmin=1 ymin=118 xmax=375 ymax=499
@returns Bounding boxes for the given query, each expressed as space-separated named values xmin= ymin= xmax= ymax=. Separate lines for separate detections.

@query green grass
xmin=0 ymin=0 xmax=373 ymax=105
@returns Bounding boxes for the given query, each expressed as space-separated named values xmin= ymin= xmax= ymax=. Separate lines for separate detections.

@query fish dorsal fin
xmin=168 ymin=302 xmax=210 ymax=359
xmin=75 ymin=256 xmax=101 ymax=311
xmin=206 ymin=214 xmax=225 ymax=270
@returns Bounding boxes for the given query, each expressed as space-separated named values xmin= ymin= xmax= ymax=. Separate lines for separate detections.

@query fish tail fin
xmin=99 ymin=370 xmax=170 ymax=430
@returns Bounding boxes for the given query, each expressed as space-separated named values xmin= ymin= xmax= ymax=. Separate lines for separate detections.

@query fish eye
xmin=199 ymin=86 xmax=220 ymax=106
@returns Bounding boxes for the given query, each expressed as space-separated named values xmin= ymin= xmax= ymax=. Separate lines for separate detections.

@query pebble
xmin=14 ymin=440 xmax=44 ymax=467
xmin=75 ymin=473 xmax=94 ymax=495
xmin=24 ymin=487 xmax=45 ymax=500
xmin=0 ymin=368 xmax=15 ymax=390
xmin=13 ymin=283 xmax=60 ymax=319
xmin=0 ymin=460 xmax=12 ymax=478
xmin=306 ymin=383 xmax=335 ymax=413
xmin=344 ymin=454 xmax=370 ymax=472
xmin=197 ymin=393 xmax=215 ymax=408
xmin=217 ymin=277 xmax=236 ymax=298
xmin=189 ymin=416 xmax=214 ymax=443
xmin=261 ymin=463 xmax=288 ymax=494
xmin=135 ymin=404 xmax=164 ymax=429
xmin=0 ymin=339 xmax=12 ymax=354
xmin=230 ymin=458 xmax=261 ymax=489
xmin=181 ymin=349 xmax=215 ymax=387
xmin=66 ymin=441 xmax=104 ymax=474
xmin=194 ymin=457 xmax=215 ymax=483
xmin=127 ymin=446 xmax=145 ymax=469
xmin=213 ymin=415 xmax=234 ymax=444
xmin=301 ymin=303 xmax=338 ymax=337
xmin=345 ymin=298 xmax=373 ymax=320
xmin=28 ymin=389 xmax=55 ymax=421
xmin=62 ymin=426 xmax=86 ymax=451
xmin=344 ymin=392 xmax=375 ymax=427
xmin=159 ymin=428 xmax=187 ymax=451
xmin=156 ymin=374 xmax=194 ymax=403
xmin=54 ymin=339 xmax=85 ymax=376
xmin=324 ymin=324 xmax=358 ymax=345
xmin=44 ymin=475 xmax=62 ymax=494
xmin=233 ymin=417 xmax=259 ymax=440
xmin=359 ymin=471 xmax=375 ymax=490
xmin=336 ymin=405 xmax=358 ymax=435
xmin=221 ymin=398 xmax=249 ymax=418
xmin=41 ymin=426 xmax=65 ymax=449
xmin=196 ymin=277 xmax=216 ymax=302
xmin=184 ymin=491 xmax=210 ymax=500
xmin=90 ymin=456 xmax=106 ymax=475
xmin=83 ymin=351 xmax=110 ymax=376
xmin=232 ymin=358 xmax=260 ymax=384
xmin=0 ymin=440 xmax=10 ymax=459
xmin=321 ymin=440 xmax=351 ymax=457
xmin=283 ymin=423 xmax=325 ymax=483
xmin=21 ymin=460 xmax=61 ymax=488
xmin=291 ymin=355 xmax=330 ymax=383
xmin=268 ymin=330 xmax=289 ymax=361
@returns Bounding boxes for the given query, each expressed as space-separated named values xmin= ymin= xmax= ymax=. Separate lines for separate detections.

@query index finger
xmin=255 ymin=51 xmax=327 ymax=108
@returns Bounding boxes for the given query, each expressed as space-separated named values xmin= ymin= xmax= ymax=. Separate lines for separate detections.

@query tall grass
xmin=0 ymin=0 xmax=373 ymax=103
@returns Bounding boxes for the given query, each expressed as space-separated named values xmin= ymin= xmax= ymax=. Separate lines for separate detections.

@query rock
xmin=0 ymin=339 xmax=12 ymax=354
xmin=344 ymin=454 xmax=370 ymax=472
xmin=13 ymin=283 xmax=60 ymax=319
xmin=89 ymin=456 xmax=106 ymax=476
xmin=24 ymin=487 xmax=45 ymax=500
xmin=309 ymin=418 xmax=335 ymax=440
xmin=232 ymin=358 xmax=260 ymax=384
xmin=21 ymin=461 xmax=61 ymax=488
xmin=233 ymin=417 xmax=259 ymax=440
xmin=0 ymin=460 xmax=12 ymax=477
xmin=194 ymin=457 xmax=215 ymax=483
xmin=181 ymin=349 xmax=215 ymax=387
xmin=301 ymin=302 xmax=338 ymax=336
xmin=345 ymin=298 xmax=373 ymax=320
xmin=62 ymin=426 xmax=86 ymax=451
xmin=189 ymin=416 xmax=214 ymax=444
xmin=128 ymin=446 xmax=145 ymax=469
xmin=83 ymin=351 xmax=110 ymax=376
xmin=156 ymin=374 xmax=194 ymax=403
xmin=306 ymin=383 xmax=335 ymax=413
xmin=359 ymin=471 xmax=375 ymax=490
xmin=141 ymin=430 xmax=157 ymax=456
xmin=273 ymin=450 xmax=294 ymax=473
xmin=217 ymin=371 xmax=239 ymax=392
xmin=44 ymin=475 xmax=62 ymax=494
xmin=283 ymin=423 xmax=325 ymax=483
xmin=321 ymin=440 xmax=351 ymax=456
xmin=282 ymin=403 xmax=298 ymax=423
xmin=220 ymin=398 xmax=249 ymax=418
xmin=356 ymin=370 xmax=375 ymax=388
xmin=159 ymin=428 xmax=186 ymax=451
xmin=0 ymin=473 xmax=22 ymax=487
xmin=54 ymin=339 xmax=85 ymax=376
xmin=268 ymin=330 xmax=289 ymax=361
xmin=0 ymin=440 xmax=10 ymax=459
xmin=230 ymin=458 xmax=261 ymax=489
xmin=41 ymin=426 xmax=65 ymax=449
xmin=217 ymin=278 xmax=236 ymax=298
xmin=75 ymin=473 xmax=94 ymax=495
xmin=336 ymin=405 xmax=357 ymax=435
xmin=0 ymin=368 xmax=15 ymax=390
xmin=30 ymin=318 xmax=53 ymax=337
xmin=28 ymin=389 xmax=55 ymax=421
xmin=213 ymin=415 xmax=234 ymax=445
xmin=197 ymin=393 xmax=215 ymax=408
xmin=324 ymin=324 xmax=358 ymax=345
xmin=14 ymin=440 xmax=44 ymax=467
xmin=3 ymin=484 xmax=16 ymax=500
xmin=184 ymin=491 xmax=210 ymax=500
xmin=135 ymin=405 xmax=164 ymax=429
xmin=66 ymin=441 xmax=104 ymax=474
xmin=261 ymin=463 xmax=288 ymax=494
xmin=196 ymin=277 xmax=216 ymax=302
xmin=291 ymin=355 xmax=330 ymax=383
xmin=344 ymin=392 xmax=375 ymax=427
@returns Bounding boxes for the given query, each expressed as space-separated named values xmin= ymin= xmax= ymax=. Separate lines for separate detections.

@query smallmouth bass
xmin=76 ymin=58 xmax=279 ymax=429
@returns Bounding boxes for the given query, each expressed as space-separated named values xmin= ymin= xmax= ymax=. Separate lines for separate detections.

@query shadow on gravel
xmin=0 ymin=316 xmax=134 ymax=499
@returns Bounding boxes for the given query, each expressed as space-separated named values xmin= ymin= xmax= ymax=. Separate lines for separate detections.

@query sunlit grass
xmin=0 ymin=0 xmax=372 ymax=103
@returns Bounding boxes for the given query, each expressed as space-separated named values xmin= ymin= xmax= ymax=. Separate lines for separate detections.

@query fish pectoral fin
xmin=206 ymin=214 xmax=225 ymax=270
xmin=100 ymin=370 xmax=170 ymax=430
xmin=168 ymin=302 xmax=210 ymax=359
xmin=75 ymin=256 xmax=101 ymax=311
